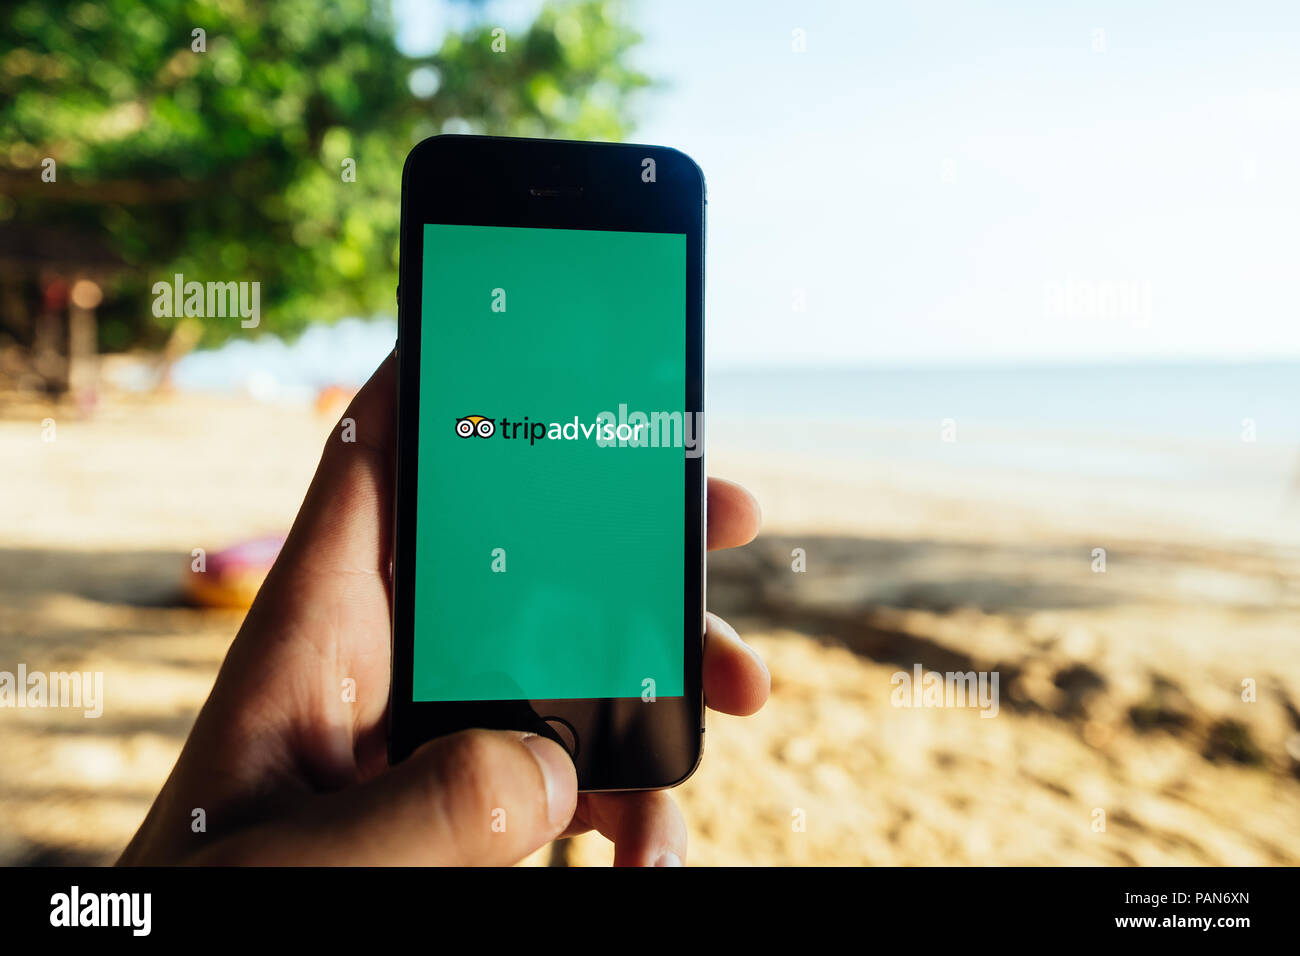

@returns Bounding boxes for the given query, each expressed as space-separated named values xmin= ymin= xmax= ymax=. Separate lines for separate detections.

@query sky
xmin=393 ymin=0 xmax=1300 ymax=369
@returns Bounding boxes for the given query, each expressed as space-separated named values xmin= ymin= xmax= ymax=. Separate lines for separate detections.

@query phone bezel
xmin=389 ymin=134 xmax=706 ymax=791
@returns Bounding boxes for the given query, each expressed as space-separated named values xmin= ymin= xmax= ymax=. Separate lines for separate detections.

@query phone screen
xmin=412 ymin=223 xmax=689 ymax=703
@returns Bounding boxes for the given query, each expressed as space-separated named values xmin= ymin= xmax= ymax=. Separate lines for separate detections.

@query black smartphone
xmin=388 ymin=135 xmax=706 ymax=791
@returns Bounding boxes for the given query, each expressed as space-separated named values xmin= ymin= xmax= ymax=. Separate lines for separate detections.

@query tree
xmin=0 ymin=0 xmax=650 ymax=350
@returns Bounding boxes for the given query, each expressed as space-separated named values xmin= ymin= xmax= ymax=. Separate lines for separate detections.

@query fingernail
xmin=520 ymin=733 xmax=575 ymax=828
xmin=654 ymin=851 xmax=683 ymax=867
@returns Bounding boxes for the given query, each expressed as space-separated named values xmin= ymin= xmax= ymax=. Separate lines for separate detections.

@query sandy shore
xmin=1 ymin=392 xmax=1298 ymax=865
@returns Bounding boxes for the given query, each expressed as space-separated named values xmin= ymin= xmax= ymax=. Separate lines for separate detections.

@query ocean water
xmin=711 ymin=363 xmax=1300 ymax=443
xmin=710 ymin=363 xmax=1300 ymax=491
xmin=173 ymin=318 xmax=399 ymax=402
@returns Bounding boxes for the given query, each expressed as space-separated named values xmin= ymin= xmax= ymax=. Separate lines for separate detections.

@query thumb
xmin=206 ymin=730 xmax=578 ymax=865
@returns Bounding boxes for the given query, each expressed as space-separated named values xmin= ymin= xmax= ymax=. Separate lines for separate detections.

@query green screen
xmin=414 ymin=223 xmax=686 ymax=702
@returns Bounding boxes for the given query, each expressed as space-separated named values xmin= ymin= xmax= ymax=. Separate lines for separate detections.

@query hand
xmin=119 ymin=351 xmax=766 ymax=866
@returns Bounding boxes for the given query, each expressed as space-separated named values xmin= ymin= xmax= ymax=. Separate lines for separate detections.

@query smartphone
xmin=388 ymin=135 xmax=706 ymax=791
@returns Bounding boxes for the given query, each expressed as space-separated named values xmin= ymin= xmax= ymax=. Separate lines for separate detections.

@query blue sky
xmin=394 ymin=0 xmax=1300 ymax=369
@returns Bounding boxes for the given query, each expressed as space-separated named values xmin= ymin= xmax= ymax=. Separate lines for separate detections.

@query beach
xmin=2 ymin=378 xmax=1299 ymax=865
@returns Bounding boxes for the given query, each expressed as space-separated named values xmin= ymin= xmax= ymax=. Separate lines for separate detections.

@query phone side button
xmin=540 ymin=716 xmax=579 ymax=759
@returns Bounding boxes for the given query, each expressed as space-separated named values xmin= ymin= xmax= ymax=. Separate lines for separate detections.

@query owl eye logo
xmin=455 ymin=415 xmax=495 ymax=439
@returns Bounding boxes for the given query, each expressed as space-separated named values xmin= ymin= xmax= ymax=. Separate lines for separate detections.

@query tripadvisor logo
xmin=455 ymin=414 xmax=639 ymax=445
xmin=453 ymin=405 xmax=703 ymax=457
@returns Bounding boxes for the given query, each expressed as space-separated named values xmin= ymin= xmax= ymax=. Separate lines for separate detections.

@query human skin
xmin=119 ymin=351 xmax=767 ymax=866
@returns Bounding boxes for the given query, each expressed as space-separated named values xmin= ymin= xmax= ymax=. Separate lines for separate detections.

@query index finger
xmin=707 ymin=477 xmax=760 ymax=551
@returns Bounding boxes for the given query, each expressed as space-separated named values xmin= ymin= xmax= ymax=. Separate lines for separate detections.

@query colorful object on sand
xmin=315 ymin=384 xmax=357 ymax=420
xmin=185 ymin=534 xmax=286 ymax=609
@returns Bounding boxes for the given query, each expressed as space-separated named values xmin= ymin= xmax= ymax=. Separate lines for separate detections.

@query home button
xmin=540 ymin=716 xmax=579 ymax=759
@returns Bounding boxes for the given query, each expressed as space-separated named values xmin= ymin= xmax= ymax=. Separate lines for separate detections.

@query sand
xmin=2 ymin=392 xmax=1298 ymax=865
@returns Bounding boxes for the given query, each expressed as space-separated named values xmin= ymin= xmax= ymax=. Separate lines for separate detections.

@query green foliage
xmin=0 ymin=0 xmax=650 ymax=347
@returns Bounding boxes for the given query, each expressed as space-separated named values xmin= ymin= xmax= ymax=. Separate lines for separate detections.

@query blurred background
xmin=2 ymin=0 xmax=1299 ymax=865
